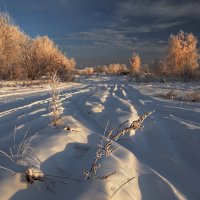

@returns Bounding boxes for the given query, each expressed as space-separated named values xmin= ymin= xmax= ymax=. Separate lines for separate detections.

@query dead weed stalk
xmin=49 ymin=72 xmax=64 ymax=127
xmin=83 ymin=110 xmax=155 ymax=180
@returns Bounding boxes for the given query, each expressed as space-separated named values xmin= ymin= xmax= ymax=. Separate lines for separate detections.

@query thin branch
xmin=0 ymin=166 xmax=16 ymax=174
xmin=0 ymin=149 xmax=16 ymax=163
xmin=110 ymin=176 xmax=135 ymax=199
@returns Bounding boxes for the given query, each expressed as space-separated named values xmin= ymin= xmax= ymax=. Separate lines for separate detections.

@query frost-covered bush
xmin=22 ymin=36 xmax=75 ymax=80
xmin=49 ymin=72 xmax=64 ymax=127
xmin=167 ymin=31 xmax=199 ymax=77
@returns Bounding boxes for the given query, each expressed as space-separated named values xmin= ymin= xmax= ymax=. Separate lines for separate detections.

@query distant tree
xmin=167 ymin=31 xmax=199 ymax=77
xmin=129 ymin=52 xmax=141 ymax=75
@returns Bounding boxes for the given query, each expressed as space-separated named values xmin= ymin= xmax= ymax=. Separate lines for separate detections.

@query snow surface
xmin=134 ymin=81 xmax=200 ymax=102
xmin=0 ymin=76 xmax=199 ymax=200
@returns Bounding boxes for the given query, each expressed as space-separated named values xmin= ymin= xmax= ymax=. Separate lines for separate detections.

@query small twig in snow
xmin=110 ymin=176 xmax=135 ymax=199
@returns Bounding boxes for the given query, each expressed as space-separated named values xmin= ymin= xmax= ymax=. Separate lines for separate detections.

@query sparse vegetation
xmin=154 ymin=86 xmax=200 ymax=102
xmin=0 ymin=128 xmax=39 ymax=175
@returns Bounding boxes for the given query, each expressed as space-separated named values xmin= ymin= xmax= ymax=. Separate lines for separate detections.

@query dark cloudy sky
xmin=0 ymin=0 xmax=200 ymax=67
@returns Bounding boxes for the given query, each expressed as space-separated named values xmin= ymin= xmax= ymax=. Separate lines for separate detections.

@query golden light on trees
xmin=167 ymin=31 xmax=199 ymax=77
xmin=129 ymin=52 xmax=141 ymax=75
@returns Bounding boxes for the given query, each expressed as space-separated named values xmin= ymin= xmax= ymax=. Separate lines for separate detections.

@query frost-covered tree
xmin=129 ymin=52 xmax=141 ymax=74
xmin=167 ymin=31 xmax=199 ymax=77
xmin=22 ymin=36 xmax=76 ymax=80
xmin=0 ymin=12 xmax=76 ymax=81
xmin=0 ymin=12 xmax=28 ymax=79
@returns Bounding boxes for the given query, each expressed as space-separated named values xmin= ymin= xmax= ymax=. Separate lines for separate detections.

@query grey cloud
xmin=63 ymin=29 xmax=135 ymax=50
xmin=115 ymin=0 xmax=200 ymax=20
xmin=60 ymin=28 xmax=168 ymax=66
xmin=116 ymin=21 xmax=185 ymax=33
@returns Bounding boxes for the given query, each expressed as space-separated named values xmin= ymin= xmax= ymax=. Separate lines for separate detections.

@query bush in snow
xmin=49 ymin=72 xmax=64 ymax=127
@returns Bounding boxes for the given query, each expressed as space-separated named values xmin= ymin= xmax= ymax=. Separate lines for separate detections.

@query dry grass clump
xmin=0 ymin=80 xmax=49 ymax=88
xmin=25 ymin=167 xmax=44 ymax=185
xmin=188 ymin=90 xmax=200 ymax=102
xmin=164 ymin=90 xmax=177 ymax=99
xmin=0 ymin=127 xmax=78 ymax=191
xmin=83 ymin=110 xmax=155 ymax=180
xmin=0 ymin=127 xmax=40 ymax=179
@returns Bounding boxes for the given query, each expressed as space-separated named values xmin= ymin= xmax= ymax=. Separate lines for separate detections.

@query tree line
xmin=0 ymin=12 xmax=199 ymax=81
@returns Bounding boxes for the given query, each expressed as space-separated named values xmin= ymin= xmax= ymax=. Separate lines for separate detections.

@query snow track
xmin=0 ymin=76 xmax=199 ymax=200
